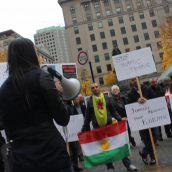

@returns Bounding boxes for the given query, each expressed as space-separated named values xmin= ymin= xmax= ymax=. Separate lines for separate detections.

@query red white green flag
xmin=78 ymin=121 xmax=130 ymax=168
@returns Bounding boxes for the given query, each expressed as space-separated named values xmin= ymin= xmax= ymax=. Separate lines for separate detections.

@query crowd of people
xmin=0 ymin=38 xmax=171 ymax=172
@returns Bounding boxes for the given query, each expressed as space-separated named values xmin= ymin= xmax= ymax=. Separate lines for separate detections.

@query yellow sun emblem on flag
xmin=99 ymin=139 xmax=111 ymax=151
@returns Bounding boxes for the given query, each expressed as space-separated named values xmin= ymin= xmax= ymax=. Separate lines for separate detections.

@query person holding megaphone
xmin=0 ymin=38 xmax=73 ymax=172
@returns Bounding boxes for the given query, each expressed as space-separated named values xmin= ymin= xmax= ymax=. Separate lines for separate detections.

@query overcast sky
xmin=1 ymin=0 xmax=64 ymax=42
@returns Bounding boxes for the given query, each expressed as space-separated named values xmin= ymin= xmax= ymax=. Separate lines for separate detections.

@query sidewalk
xmin=79 ymin=127 xmax=172 ymax=172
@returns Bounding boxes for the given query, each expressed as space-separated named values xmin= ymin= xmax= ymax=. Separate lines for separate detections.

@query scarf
xmin=92 ymin=92 xmax=107 ymax=127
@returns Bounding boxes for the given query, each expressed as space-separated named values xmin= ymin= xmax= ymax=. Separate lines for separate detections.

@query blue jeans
xmin=140 ymin=127 xmax=159 ymax=158
xmin=106 ymin=156 xmax=131 ymax=169
xmin=51 ymin=167 xmax=73 ymax=172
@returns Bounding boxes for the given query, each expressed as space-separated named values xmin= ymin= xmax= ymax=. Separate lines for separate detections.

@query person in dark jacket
xmin=127 ymin=77 xmax=158 ymax=165
xmin=0 ymin=38 xmax=72 ymax=172
xmin=80 ymin=83 xmax=137 ymax=172
xmin=78 ymin=94 xmax=85 ymax=106
xmin=109 ymin=85 xmax=136 ymax=147
xmin=149 ymin=77 xmax=168 ymax=141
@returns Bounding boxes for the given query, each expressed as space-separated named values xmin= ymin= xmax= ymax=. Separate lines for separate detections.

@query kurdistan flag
xmin=78 ymin=121 xmax=130 ymax=168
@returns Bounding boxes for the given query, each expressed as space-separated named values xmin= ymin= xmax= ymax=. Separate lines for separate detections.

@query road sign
xmin=77 ymin=50 xmax=89 ymax=67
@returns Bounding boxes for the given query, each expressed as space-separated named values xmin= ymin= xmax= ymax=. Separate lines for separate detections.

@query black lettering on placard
xmin=116 ymin=54 xmax=129 ymax=63
xmin=131 ymin=106 xmax=149 ymax=114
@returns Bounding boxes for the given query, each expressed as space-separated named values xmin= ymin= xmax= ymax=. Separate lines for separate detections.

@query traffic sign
xmin=76 ymin=50 xmax=89 ymax=67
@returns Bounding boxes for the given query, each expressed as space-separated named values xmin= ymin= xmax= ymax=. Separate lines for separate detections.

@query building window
xmin=70 ymin=7 xmax=75 ymax=14
xmin=152 ymin=20 xmax=157 ymax=27
xmin=72 ymin=17 xmax=77 ymax=24
xmin=131 ymin=24 xmax=137 ymax=32
xmin=157 ymin=41 xmax=162 ymax=49
xmin=99 ymin=77 xmax=104 ymax=85
xmin=104 ymin=53 xmax=110 ymax=60
xmin=146 ymin=44 xmax=152 ymax=50
xmin=136 ymin=46 xmax=141 ymax=50
xmin=98 ymin=21 xmax=103 ymax=28
xmin=102 ymin=42 xmax=108 ymax=49
xmin=96 ymin=12 xmax=101 ymax=19
xmin=149 ymin=9 xmax=155 ymax=17
xmin=127 ymin=5 xmax=132 ymax=11
xmin=154 ymin=30 xmax=159 ymax=38
xmin=92 ymin=45 xmax=98 ymax=52
xmin=84 ymin=4 xmax=89 ymax=11
xmin=114 ymin=0 xmax=119 ymax=4
xmin=94 ymin=55 xmax=100 ymax=62
xmin=164 ymin=6 xmax=170 ymax=13
xmin=125 ymin=48 xmax=130 ymax=52
xmin=76 ymin=37 xmax=81 ymax=44
xmin=110 ymin=29 xmax=115 ymax=36
xmin=106 ymin=10 xmax=111 ymax=16
xmin=139 ymin=12 xmax=144 ymax=19
xmin=94 ymin=2 xmax=99 ymax=8
xmin=118 ymin=16 xmax=124 ymax=24
xmin=144 ymin=33 xmax=150 ymax=40
xmin=141 ymin=22 xmax=147 ymax=29
xmin=100 ymin=32 xmax=105 ymax=39
xmin=88 ymin=23 xmax=93 ymax=31
xmin=134 ymin=35 xmax=139 ymax=42
xmin=107 ymin=64 xmax=112 ymax=71
xmin=159 ymin=53 xmax=164 ymax=59
xmin=137 ymin=2 xmax=142 ymax=9
xmin=108 ymin=19 xmax=113 ymax=26
xmin=74 ymin=27 xmax=79 ymax=34
xmin=147 ymin=0 xmax=152 ymax=6
xmin=87 ymin=14 xmax=91 ymax=21
xmin=116 ymin=7 xmax=121 ymax=13
xmin=104 ymin=0 xmax=109 ymax=6
xmin=123 ymin=38 xmax=128 ymax=45
xmin=121 ymin=27 xmax=126 ymax=34
xmin=90 ymin=34 xmax=95 ymax=41
xmin=112 ymin=40 xmax=118 ymax=46
xmin=78 ymin=48 xmax=82 ymax=51
xmin=129 ymin=14 xmax=134 ymax=21
xmin=96 ymin=66 xmax=102 ymax=73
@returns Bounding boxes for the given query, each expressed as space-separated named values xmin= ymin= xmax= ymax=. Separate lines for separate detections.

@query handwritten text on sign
xmin=125 ymin=97 xmax=170 ymax=131
xmin=54 ymin=114 xmax=84 ymax=142
xmin=112 ymin=48 xmax=156 ymax=81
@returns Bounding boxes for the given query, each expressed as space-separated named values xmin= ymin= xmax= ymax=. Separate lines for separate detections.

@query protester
xmin=65 ymin=100 xmax=85 ymax=171
xmin=109 ymin=85 xmax=136 ymax=147
xmin=73 ymin=97 xmax=86 ymax=118
xmin=80 ymin=83 xmax=137 ymax=171
xmin=163 ymin=77 xmax=172 ymax=137
xmin=149 ymin=77 xmax=165 ymax=141
xmin=72 ymin=97 xmax=86 ymax=161
xmin=78 ymin=94 xmax=85 ymax=105
xmin=0 ymin=38 xmax=72 ymax=172
xmin=127 ymin=77 xmax=158 ymax=165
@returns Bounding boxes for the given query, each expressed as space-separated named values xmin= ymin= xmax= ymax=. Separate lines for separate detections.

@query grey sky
xmin=1 ymin=0 xmax=64 ymax=42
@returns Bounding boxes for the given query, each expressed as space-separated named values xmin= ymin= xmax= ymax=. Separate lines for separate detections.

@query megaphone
xmin=41 ymin=65 xmax=81 ymax=100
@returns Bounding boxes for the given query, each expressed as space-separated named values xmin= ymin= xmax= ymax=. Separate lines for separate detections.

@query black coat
xmin=127 ymin=84 xmax=156 ymax=104
xmin=81 ymin=95 xmax=122 ymax=132
xmin=0 ymin=69 xmax=70 ymax=172
xmin=109 ymin=94 xmax=127 ymax=118
xmin=71 ymin=104 xmax=86 ymax=117
xmin=151 ymin=85 xmax=165 ymax=98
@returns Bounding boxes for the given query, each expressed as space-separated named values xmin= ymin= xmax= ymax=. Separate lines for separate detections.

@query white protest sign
xmin=112 ymin=47 xmax=156 ymax=81
xmin=54 ymin=114 xmax=84 ymax=142
xmin=125 ymin=97 xmax=170 ymax=131
xmin=0 ymin=62 xmax=8 ymax=87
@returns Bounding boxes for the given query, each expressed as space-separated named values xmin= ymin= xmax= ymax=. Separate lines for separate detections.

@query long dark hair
xmin=7 ymin=38 xmax=40 ymax=109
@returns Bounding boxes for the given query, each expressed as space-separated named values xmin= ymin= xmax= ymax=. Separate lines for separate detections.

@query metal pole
xmin=89 ymin=61 xmax=95 ymax=82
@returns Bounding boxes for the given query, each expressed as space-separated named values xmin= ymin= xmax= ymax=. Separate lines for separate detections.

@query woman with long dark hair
xmin=0 ymin=38 xmax=72 ymax=172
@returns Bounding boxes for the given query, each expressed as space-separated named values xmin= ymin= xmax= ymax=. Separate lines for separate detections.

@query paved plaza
xmin=79 ymin=128 xmax=172 ymax=172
